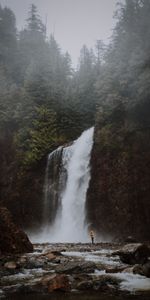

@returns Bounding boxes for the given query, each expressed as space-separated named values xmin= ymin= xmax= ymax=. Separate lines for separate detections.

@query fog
xmin=0 ymin=0 xmax=118 ymax=65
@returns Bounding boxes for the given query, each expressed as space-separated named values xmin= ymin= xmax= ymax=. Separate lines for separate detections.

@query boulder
xmin=0 ymin=207 xmax=33 ymax=254
xmin=44 ymin=253 xmax=56 ymax=261
xmin=4 ymin=261 xmax=17 ymax=270
xmin=113 ymin=244 xmax=150 ymax=265
xmin=41 ymin=274 xmax=70 ymax=292
xmin=142 ymin=261 xmax=150 ymax=277
xmin=133 ymin=264 xmax=144 ymax=276
xmin=133 ymin=261 xmax=150 ymax=278
xmin=55 ymin=261 xmax=96 ymax=274
xmin=77 ymin=275 xmax=120 ymax=291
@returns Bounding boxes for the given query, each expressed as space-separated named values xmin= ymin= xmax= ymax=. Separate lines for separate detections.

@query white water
xmin=62 ymin=250 xmax=150 ymax=293
xmin=31 ymin=127 xmax=94 ymax=243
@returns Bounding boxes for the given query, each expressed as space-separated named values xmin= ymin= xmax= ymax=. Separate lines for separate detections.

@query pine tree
xmin=0 ymin=5 xmax=17 ymax=81
xmin=26 ymin=4 xmax=46 ymax=34
xmin=18 ymin=4 xmax=47 ymax=82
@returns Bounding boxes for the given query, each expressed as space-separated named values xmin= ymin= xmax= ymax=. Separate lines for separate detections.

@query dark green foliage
xmin=95 ymin=0 xmax=150 ymax=128
xmin=0 ymin=4 xmax=97 ymax=173
xmin=1 ymin=0 xmax=150 ymax=169
xmin=0 ymin=5 xmax=17 ymax=81
xmin=16 ymin=106 xmax=59 ymax=165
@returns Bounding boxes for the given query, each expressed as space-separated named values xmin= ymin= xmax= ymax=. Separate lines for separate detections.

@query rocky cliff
xmin=0 ymin=150 xmax=46 ymax=229
xmin=86 ymin=104 xmax=150 ymax=242
xmin=0 ymin=207 xmax=33 ymax=254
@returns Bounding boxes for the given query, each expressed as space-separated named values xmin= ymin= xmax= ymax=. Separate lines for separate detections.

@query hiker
xmin=90 ymin=230 xmax=95 ymax=244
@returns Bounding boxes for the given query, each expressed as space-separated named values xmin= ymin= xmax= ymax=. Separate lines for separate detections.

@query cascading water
xmin=31 ymin=127 xmax=94 ymax=243
xmin=43 ymin=146 xmax=64 ymax=225
xmin=50 ymin=127 xmax=94 ymax=242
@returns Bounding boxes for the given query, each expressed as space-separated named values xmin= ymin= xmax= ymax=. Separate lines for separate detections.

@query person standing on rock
xmin=90 ymin=230 xmax=95 ymax=244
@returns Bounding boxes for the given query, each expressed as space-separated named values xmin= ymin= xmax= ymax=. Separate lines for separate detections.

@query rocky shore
xmin=0 ymin=242 xmax=150 ymax=299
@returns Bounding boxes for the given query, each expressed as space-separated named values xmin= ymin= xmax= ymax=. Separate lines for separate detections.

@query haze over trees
xmin=0 ymin=0 xmax=150 ymax=225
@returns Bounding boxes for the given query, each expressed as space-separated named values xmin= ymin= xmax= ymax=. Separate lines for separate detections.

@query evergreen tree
xmin=95 ymin=0 xmax=150 ymax=127
xmin=26 ymin=4 xmax=46 ymax=34
xmin=0 ymin=5 xmax=17 ymax=81
xmin=72 ymin=45 xmax=97 ymax=128
xmin=18 ymin=4 xmax=47 ymax=83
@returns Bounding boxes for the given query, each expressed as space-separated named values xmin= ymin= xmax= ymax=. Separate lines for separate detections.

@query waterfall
xmin=43 ymin=146 xmax=63 ymax=225
xmin=31 ymin=127 xmax=94 ymax=243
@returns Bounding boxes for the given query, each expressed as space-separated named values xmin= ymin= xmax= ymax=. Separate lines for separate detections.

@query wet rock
xmin=77 ymin=280 xmax=93 ymax=290
xmin=122 ymin=266 xmax=134 ymax=273
xmin=44 ymin=253 xmax=56 ymax=261
xmin=133 ymin=264 xmax=144 ymax=276
xmin=41 ymin=273 xmax=70 ymax=292
xmin=0 ymin=207 xmax=33 ymax=254
xmin=92 ymin=279 xmax=115 ymax=292
xmin=71 ymin=273 xmax=91 ymax=289
xmin=133 ymin=261 xmax=150 ymax=278
xmin=113 ymin=244 xmax=150 ymax=265
xmin=105 ymin=266 xmax=126 ymax=274
xmin=26 ymin=257 xmax=46 ymax=269
xmin=141 ymin=261 xmax=150 ymax=277
xmin=4 ymin=261 xmax=17 ymax=269
xmin=77 ymin=275 xmax=120 ymax=291
xmin=55 ymin=261 xmax=96 ymax=274
xmin=96 ymin=274 xmax=121 ymax=286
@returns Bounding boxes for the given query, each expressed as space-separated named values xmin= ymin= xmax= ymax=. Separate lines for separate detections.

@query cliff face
xmin=86 ymin=107 xmax=150 ymax=241
xmin=0 ymin=150 xmax=46 ymax=229
xmin=0 ymin=207 xmax=33 ymax=254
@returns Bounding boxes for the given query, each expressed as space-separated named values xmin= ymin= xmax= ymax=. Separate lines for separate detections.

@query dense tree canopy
xmin=95 ymin=0 xmax=150 ymax=127
xmin=0 ymin=0 xmax=150 ymax=171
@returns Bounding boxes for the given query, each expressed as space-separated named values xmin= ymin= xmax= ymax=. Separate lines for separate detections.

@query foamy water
xmin=62 ymin=249 xmax=150 ymax=292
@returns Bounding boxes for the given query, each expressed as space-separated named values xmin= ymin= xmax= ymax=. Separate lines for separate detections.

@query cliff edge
xmin=86 ymin=103 xmax=150 ymax=241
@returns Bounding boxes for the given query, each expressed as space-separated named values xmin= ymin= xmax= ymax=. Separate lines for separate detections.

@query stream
xmin=1 ymin=243 xmax=150 ymax=299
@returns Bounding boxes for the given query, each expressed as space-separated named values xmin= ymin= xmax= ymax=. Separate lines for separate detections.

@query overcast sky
xmin=1 ymin=0 xmax=119 ymax=66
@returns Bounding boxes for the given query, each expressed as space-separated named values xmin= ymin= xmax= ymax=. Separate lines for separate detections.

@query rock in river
xmin=113 ymin=243 xmax=150 ymax=265
xmin=41 ymin=273 xmax=71 ymax=292
xmin=133 ymin=261 xmax=150 ymax=278
xmin=55 ymin=261 xmax=96 ymax=274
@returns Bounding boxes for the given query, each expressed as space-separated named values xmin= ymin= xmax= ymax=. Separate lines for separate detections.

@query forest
xmin=0 ymin=0 xmax=150 ymax=226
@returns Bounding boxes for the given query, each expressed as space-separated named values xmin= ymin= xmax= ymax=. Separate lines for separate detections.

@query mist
xmin=0 ymin=0 xmax=117 ymax=65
